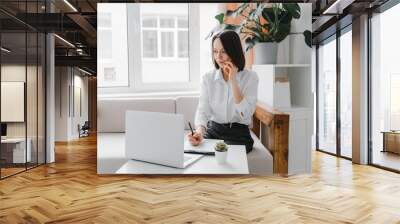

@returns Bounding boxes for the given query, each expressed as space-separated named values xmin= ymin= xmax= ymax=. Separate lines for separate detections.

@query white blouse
xmin=195 ymin=68 xmax=259 ymax=129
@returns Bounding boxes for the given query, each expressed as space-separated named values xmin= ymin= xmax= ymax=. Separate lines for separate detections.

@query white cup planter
xmin=253 ymin=42 xmax=278 ymax=65
xmin=214 ymin=142 xmax=228 ymax=164
xmin=215 ymin=150 xmax=228 ymax=164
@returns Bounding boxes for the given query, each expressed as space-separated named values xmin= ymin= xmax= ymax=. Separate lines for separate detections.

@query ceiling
xmin=0 ymin=0 xmax=393 ymax=75
xmin=1 ymin=0 xmax=97 ymax=74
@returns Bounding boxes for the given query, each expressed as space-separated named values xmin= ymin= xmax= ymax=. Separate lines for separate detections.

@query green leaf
xmin=248 ymin=8 xmax=258 ymax=21
xmin=303 ymin=30 xmax=312 ymax=47
xmin=215 ymin=13 xmax=224 ymax=25
xmin=274 ymin=23 xmax=291 ymax=42
xmin=262 ymin=7 xmax=275 ymax=23
xmin=279 ymin=11 xmax=293 ymax=24
xmin=245 ymin=37 xmax=259 ymax=52
xmin=224 ymin=24 xmax=240 ymax=32
xmin=283 ymin=3 xmax=300 ymax=19
xmin=205 ymin=24 xmax=221 ymax=40
xmin=253 ymin=4 xmax=264 ymax=19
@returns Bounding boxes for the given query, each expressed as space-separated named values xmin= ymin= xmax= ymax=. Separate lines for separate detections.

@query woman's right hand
xmin=187 ymin=127 xmax=205 ymax=146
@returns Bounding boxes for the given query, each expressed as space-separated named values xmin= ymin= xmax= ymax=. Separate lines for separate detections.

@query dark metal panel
xmin=322 ymin=0 xmax=356 ymax=14
xmin=313 ymin=14 xmax=353 ymax=44
xmin=55 ymin=56 xmax=96 ymax=73
xmin=16 ymin=13 xmax=83 ymax=32
xmin=373 ymin=0 xmax=400 ymax=12
xmin=67 ymin=14 xmax=96 ymax=38
xmin=316 ymin=44 xmax=320 ymax=150
xmin=336 ymin=29 xmax=341 ymax=157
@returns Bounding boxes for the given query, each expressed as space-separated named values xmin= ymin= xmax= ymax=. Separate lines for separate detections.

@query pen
xmin=185 ymin=150 xmax=214 ymax=156
xmin=188 ymin=122 xmax=194 ymax=136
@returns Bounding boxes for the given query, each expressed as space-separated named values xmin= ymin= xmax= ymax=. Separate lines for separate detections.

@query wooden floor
xmin=1 ymin=167 xmax=26 ymax=178
xmin=1 ymin=135 xmax=400 ymax=223
xmin=372 ymin=150 xmax=400 ymax=171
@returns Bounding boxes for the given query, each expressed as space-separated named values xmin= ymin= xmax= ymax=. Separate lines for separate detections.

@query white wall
xmin=352 ymin=15 xmax=369 ymax=164
xmin=55 ymin=67 xmax=89 ymax=141
xmin=1 ymin=65 xmax=38 ymax=138
xmin=72 ymin=73 xmax=89 ymax=138
xmin=55 ymin=67 xmax=69 ymax=141
xmin=2 ymin=63 xmax=46 ymax=164
xmin=312 ymin=46 xmax=317 ymax=150
xmin=46 ymin=32 xmax=56 ymax=163
xmin=1 ymin=65 xmax=26 ymax=134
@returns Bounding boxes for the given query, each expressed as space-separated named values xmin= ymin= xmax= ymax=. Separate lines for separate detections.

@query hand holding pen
xmin=187 ymin=122 xmax=204 ymax=146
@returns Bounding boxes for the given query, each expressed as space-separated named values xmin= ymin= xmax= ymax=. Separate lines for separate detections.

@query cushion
xmin=248 ymin=131 xmax=273 ymax=175
xmin=175 ymin=96 xmax=199 ymax=130
xmin=98 ymin=98 xmax=175 ymax=133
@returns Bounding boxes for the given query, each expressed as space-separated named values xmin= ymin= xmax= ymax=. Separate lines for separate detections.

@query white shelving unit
xmin=253 ymin=64 xmax=313 ymax=175
xmin=274 ymin=64 xmax=310 ymax=68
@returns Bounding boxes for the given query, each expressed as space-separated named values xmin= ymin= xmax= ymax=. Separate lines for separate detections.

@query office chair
xmin=79 ymin=121 xmax=90 ymax=138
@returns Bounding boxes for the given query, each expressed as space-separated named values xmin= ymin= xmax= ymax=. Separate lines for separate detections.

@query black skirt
xmin=203 ymin=121 xmax=254 ymax=153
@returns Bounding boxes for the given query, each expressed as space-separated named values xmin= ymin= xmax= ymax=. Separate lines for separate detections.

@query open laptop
xmin=125 ymin=110 xmax=203 ymax=169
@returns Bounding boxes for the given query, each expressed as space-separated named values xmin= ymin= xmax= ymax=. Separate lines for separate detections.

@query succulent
xmin=215 ymin=142 xmax=228 ymax=152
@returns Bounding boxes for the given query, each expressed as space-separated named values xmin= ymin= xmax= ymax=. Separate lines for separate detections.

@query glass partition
xmin=340 ymin=28 xmax=352 ymax=158
xmin=0 ymin=1 xmax=46 ymax=179
xmin=317 ymin=36 xmax=337 ymax=155
xmin=38 ymin=32 xmax=45 ymax=165
xmin=1 ymin=30 xmax=28 ymax=178
xmin=370 ymin=4 xmax=400 ymax=171
xmin=27 ymin=30 xmax=38 ymax=169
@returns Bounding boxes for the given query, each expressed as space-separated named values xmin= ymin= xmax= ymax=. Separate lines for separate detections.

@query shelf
xmin=253 ymin=64 xmax=310 ymax=68
xmin=275 ymin=64 xmax=310 ymax=68
xmin=277 ymin=106 xmax=313 ymax=112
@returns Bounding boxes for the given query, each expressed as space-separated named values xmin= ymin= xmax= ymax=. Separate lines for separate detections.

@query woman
xmin=187 ymin=30 xmax=259 ymax=153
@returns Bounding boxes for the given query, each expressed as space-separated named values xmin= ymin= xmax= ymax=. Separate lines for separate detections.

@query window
xmin=340 ymin=28 xmax=352 ymax=158
xmin=140 ymin=4 xmax=189 ymax=84
xmin=98 ymin=3 xmax=220 ymax=94
xmin=317 ymin=37 xmax=337 ymax=155
xmin=317 ymin=28 xmax=353 ymax=159
xmin=390 ymin=74 xmax=400 ymax=130
xmin=141 ymin=15 xmax=188 ymax=60
xmin=370 ymin=3 xmax=400 ymax=171
xmin=142 ymin=17 xmax=158 ymax=58
xmin=97 ymin=4 xmax=129 ymax=87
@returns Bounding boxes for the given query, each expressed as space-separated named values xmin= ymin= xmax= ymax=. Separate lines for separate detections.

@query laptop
xmin=125 ymin=110 xmax=203 ymax=169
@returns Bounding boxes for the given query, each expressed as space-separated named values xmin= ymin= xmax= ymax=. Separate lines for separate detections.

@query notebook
xmin=184 ymin=138 xmax=223 ymax=154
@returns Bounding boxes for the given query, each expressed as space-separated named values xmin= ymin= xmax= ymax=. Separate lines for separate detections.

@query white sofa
xmin=97 ymin=96 xmax=273 ymax=175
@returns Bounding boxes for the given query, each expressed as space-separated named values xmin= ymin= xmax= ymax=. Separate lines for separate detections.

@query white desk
xmin=1 ymin=138 xmax=31 ymax=163
xmin=117 ymin=146 xmax=248 ymax=174
xmin=98 ymin=133 xmax=249 ymax=174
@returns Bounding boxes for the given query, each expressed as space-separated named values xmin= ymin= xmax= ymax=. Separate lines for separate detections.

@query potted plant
xmin=214 ymin=142 xmax=228 ymax=163
xmin=207 ymin=3 xmax=312 ymax=64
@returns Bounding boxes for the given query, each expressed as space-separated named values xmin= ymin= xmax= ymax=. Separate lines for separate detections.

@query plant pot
xmin=254 ymin=42 xmax=278 ymax=65
xmin=215 ymin=150 xmax=228 ymax=164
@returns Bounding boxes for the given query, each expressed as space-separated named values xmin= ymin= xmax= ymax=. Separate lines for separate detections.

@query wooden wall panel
xmin=88 ymin=77 xmax=97 ymax=132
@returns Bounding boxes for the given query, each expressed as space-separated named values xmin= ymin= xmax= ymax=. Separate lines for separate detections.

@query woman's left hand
xmin=223 ymin=61 xmax=238 ymax=81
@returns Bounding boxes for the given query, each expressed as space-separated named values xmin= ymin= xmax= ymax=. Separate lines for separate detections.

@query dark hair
xmin=212 ymin=30 xmax=245 ymax=71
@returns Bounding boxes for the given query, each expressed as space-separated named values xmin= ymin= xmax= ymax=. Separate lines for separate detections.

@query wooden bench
xmin=252 ymin=102 xmax=290 ymax=175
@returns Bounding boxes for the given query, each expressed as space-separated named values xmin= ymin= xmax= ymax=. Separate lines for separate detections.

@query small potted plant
xmin=214 ymin=142 xmax=228 ymax=164
xmin=207 ymin=3 xmax=312 ymax=64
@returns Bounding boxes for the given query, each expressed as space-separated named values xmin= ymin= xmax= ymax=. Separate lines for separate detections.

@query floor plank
xmin=0 ymin=134 xmax=400 ymax=223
